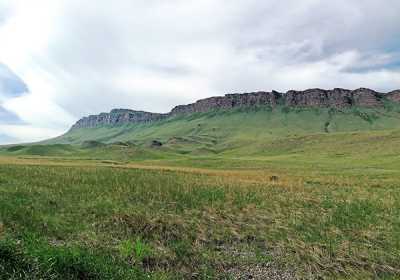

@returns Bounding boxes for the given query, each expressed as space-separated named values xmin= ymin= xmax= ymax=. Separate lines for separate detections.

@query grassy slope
xmin=46 ymin=106 xmax=400 ymax=146
xmin=3 ymin=105 xmax=400 ymax=167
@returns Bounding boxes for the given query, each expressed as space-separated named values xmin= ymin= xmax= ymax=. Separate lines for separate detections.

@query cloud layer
xmin=0 ymin=0 xmax=399 ymax=144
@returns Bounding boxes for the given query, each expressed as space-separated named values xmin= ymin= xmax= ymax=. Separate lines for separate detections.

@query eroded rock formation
xmin=387 ymin=90 xmax=400 ymax=102
xmin=71 ymin=88 xmax=399 ymax=129
xmin=71 ymin=109 xmax=168 ymax=129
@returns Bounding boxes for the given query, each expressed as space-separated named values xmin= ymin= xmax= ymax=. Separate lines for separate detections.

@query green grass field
xmin=1 ymin=106 xmax=400 ymax=279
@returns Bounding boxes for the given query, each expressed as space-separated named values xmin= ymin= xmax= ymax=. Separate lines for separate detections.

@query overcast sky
xmin=0 ymin=0 xmax=399 ymax=144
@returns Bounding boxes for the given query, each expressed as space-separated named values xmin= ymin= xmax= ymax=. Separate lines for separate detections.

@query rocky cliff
xmin=71 ymin=109 xmax=168 ymax=129
xmin=387 ymin=90 xmax=400 ymax=102
xmin=71 ymin=88 xmax=399 ymax=129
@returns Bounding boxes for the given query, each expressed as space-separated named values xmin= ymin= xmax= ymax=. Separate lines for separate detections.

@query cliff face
xmin=169 ymin=91 xmax=281 ymax=115
xmin=71 ymin=88 xmax=399 ymax=129
xmin=71 ymin=109 xmax=168 ymax=129
xmin=171 ymin=88 xmax=387 ymax=115
xmin=284 ymin=88 xmax=384 ymax=108
xmin=387 ymin=90 xmax=400 ymax=102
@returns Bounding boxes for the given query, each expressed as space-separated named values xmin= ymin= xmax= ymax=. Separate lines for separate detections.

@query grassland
xmin=1 ymin=106 xmax=400 ymax=279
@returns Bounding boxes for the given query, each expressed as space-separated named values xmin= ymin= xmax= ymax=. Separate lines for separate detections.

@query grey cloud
xmin=342 ymin=52 xmax=400 ymax=73
xmin=229 ymin=0 xmax=400 ymax=64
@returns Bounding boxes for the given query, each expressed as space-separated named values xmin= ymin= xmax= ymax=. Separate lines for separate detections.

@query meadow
xmin=1 ymin=106 xmax=400 ymax=279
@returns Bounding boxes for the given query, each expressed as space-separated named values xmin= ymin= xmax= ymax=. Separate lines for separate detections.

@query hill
xmin=45 ymin=105 xmax=399 ymax=152
xmin=70 ymin=87 xmax=400 ymax=130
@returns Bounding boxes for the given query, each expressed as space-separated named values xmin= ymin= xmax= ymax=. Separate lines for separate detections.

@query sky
xmin=0 ymin=0 xmax=399 ymax=144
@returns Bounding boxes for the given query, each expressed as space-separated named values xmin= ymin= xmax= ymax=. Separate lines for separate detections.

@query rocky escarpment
xmin=387 ymin=90 xmax=400 ymax=102
xmin=71 ymin=88 xmax=399 ymax=129
xmin=284 ymin=88 xmax=384 ymax=108
xmin=170 ymin=88 xmax=386 ymax=115
xmin=170 ymin=91 xmax=282 ymax=115
xmin=71 ymin=109 xmax=168 ymax=129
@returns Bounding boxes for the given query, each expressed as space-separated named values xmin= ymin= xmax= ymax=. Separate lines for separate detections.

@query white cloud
xmin=0 ymin=0 xmax=399 ymax=144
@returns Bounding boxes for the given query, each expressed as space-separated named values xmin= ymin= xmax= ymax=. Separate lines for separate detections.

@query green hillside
xmin=54 ymin=106 xmax=400 ymax=143
xmin=2 ymin=105 xmax=400 ymax=164
xmin=1 ymin=105 xmax=399 ymax=170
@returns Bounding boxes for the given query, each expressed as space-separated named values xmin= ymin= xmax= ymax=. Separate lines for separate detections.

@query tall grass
xmin=0 ymin=163 xmax=399 ymax=279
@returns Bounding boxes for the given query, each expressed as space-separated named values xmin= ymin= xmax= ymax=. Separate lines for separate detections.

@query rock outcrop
xmin=284 ymin=88 xmax=383 ymax=108
xmin=171 ymin=88 xmax=387 ymax=115
xmin=170 ymin=91 xmax=281 ymax=116
xmin=71 ymin=109 xmax=168 ymax=129
xmin=71 ymin=88 xmax=399 ymax=129
xmin=387 ymin=90 xmax=400 ymax=102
